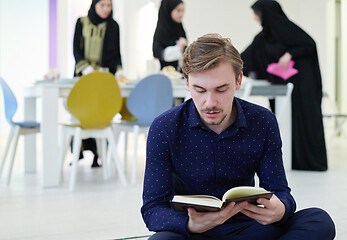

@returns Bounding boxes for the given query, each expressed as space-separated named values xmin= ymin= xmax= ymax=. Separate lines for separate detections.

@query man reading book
xmin=141 ymin=33 xmax=335 ymax=239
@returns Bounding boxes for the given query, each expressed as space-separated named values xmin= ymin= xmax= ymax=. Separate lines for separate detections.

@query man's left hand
xmin=240 ymin=194 xmax=285 ymax=225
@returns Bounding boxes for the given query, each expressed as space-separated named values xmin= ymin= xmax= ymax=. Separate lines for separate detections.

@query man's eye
xmin=195 ymin=89 xmax=205 ymax=93
xmin=217 ymin=88 xmax=227 ymax=92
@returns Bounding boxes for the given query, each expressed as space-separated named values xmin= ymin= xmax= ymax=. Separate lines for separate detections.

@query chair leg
xmin=132 ymin=125 xmax=139 ymax=185
xmin=124 ymin=132 xmax=128 ymax=174
xmin=69 ymin=128 xmax=82 ymax=192
xmin=107 ymin=127 xmax=127 ymax=186
xmin=110 ymin=125 xmax=123 ymax=173
xmin=6 ymin=126 xmax=21 ymax=185
xmin=58 ymin=126 xmax=68 ymax=183
xmin=100 ymin=138 xmax=109 ymax=180
xmin=0 ymin=126 xmax=15 ymax=178
xmin=96 ymin=138 xmax=102 ymax=166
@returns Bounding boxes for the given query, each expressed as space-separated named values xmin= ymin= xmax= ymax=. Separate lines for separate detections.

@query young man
xmin=141 ymin=34 xmax=335 ymax=239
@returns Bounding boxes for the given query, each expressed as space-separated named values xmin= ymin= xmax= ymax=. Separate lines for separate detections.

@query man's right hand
xmin=186 ymin=201 xmax=247 ymax=233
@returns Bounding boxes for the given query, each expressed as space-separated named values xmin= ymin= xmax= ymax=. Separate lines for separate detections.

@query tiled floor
xmin=0 ymin=132 xmax=346 ymax=239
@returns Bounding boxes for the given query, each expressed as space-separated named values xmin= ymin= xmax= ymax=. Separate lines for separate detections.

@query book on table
xmin=171 ymin=186 xmax=273 ymax=212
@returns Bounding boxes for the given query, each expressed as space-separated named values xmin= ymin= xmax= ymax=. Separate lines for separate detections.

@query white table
xmin=23 ymin=79 xmax=291 ymax=188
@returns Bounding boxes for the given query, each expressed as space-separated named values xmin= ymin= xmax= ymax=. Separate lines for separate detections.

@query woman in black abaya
xmin=153 ymin=0 xmax=187 ymax=70
xmin=241 ymin=0 xmax=327 ymax=171
xmin=73 ymin=0 xmax=122 ymax=76
xmin=72 ymin=0 xmax=122 ymax=167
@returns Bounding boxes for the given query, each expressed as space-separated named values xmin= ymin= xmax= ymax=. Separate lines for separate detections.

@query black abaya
xmin=241 ymin=0 xmax=327 ymax=171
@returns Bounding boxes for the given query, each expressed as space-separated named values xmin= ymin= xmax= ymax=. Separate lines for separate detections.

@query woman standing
xmin=153 ymin=0 xmax=187 ymax=70
xmin=73 ymin=0 xmax=122 ymax=76
xmin=72 ymin=0 xmax=122 ymax=167
xmin=241 ymin=0 xmax=327 ymax=171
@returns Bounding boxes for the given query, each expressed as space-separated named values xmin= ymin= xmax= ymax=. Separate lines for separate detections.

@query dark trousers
xmin=148 ymin=208 xmax=335 ymax=240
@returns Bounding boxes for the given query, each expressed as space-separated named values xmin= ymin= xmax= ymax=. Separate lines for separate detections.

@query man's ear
xmin=236 ymin=72 xmax=243 ymax=90
xmin=185 ymin=77 xmax=190 ymax=91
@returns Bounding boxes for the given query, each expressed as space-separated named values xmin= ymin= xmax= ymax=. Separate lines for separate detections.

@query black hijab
xmin=88 ymin=0 xmax=113 ymax=25
xmin=87 ymin=0 xmax=122 ymax=73
xmin=153 ymin=0 xmax=186 ymax=58
xmin=251 ymin=0 xmax=314 ymax=48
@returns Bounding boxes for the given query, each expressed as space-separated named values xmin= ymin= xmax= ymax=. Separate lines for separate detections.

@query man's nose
xmin=205 ymin=92 xmax=217 ymax=107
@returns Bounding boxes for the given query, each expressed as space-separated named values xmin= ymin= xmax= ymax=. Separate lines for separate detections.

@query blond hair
xmin=182 ymin=33 xmax=243 ymax=81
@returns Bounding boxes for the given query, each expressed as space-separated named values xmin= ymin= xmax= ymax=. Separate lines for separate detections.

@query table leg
xmin=276 ymin=96 xmax=292 ymax=171
xmin=41 ymin=87 xmax=60 ymax=187
xmin=23 ymin=97 xmax=37 ymax=173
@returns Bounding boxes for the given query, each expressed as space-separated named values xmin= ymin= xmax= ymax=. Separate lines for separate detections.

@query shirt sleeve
xmin=162 ymin=45 xmax=182 ymax=62
xmin=257 ymin=113 xmax=296 ymax=224
xmin=141 ymin=118 xmax=190 ymax=236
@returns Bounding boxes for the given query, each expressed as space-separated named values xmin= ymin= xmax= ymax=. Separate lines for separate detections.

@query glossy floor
xmin=0 ymin=133 xmax=346 ymax=240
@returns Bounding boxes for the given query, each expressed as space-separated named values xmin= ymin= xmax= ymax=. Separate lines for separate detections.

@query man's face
xmin=186 ymin=61 xmax=242 ymax=134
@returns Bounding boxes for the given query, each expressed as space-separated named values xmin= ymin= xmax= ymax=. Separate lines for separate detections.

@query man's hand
xmin=240 ymin=195 xmax=285 ymax=225
xmin=278 ymin=52 xmax=292 ymax=69
xmin=186 ymin=201 xmax=247 ymax=233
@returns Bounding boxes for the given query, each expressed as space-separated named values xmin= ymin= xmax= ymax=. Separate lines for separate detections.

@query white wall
xmin=341 ymin=0 xmax=347 ymax=113
xmin=0 ymin=0 xmax=48 ymax=138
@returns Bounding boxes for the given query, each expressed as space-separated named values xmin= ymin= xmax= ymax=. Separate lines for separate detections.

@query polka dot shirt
xmin=141 ymin=98 xmax=296 ymax=236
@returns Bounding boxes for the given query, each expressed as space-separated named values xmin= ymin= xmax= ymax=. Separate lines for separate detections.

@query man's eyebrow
xmin=192 ymin=84 xmax=204 ymax=89
xmin=216 ymin=83 xmax=230 ymax=89
xmin=192 ymin=83 xmax=230 ymax=89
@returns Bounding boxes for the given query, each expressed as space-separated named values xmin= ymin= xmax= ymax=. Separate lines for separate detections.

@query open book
xmin=171 ymin=186 xmax=273 ymax=212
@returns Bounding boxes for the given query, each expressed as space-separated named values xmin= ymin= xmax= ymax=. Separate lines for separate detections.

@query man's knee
xmin=149 ymin=231 xmax=186 ymax=240
xmin=288 ymin=208 xmax=335 ymax=239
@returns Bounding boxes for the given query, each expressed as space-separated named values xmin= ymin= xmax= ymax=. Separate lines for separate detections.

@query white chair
xmin=240 ymin=80 xmax=254 ymax=100
xmin=57 ymin=72 xmax=127 ymax=191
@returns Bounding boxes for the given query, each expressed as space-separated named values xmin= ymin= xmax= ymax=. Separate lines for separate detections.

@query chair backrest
xmin=67 ymin=72 xmax=122 ymax=129
xmin=126 ymin=74 xmax=173 ymax=126
xmin=0 ymin=77 xmax=18 ymax=125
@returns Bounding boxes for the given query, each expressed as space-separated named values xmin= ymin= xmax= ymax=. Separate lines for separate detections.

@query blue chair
xmin=114 ymin=74 xmax=173 ymax=184
xmin=0 ymin=77 xmax=40 ymax=185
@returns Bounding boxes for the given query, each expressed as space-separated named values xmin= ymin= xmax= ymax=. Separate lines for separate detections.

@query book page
xmin=222 ymin=186 xmax=270 ymax=202
xmin=172 ymin=195 xmax=222 ymax=209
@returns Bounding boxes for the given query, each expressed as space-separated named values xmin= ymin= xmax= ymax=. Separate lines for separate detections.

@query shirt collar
xmin=187 ymin=97 xmax=248 ymax=130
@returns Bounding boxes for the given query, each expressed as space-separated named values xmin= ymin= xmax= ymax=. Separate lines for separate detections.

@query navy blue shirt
xmin=141 ymin=98 xmax=296 ymax=236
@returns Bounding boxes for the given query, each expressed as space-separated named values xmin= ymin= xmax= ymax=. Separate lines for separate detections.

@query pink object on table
xmin=266 ymin=60 xmax=298 ymax=80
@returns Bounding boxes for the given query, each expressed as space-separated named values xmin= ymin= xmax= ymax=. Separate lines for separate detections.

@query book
xmin=266 ymin=60 xmax=299 ymax=80
xmin=171 ymin=186 xmax=273 ymax=212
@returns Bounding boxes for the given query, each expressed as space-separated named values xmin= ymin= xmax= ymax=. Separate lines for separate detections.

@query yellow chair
xmin=119 ymin=97 xmax=137 ymax=122
xmin=58 ymin=72 xmax=126 ymax=191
